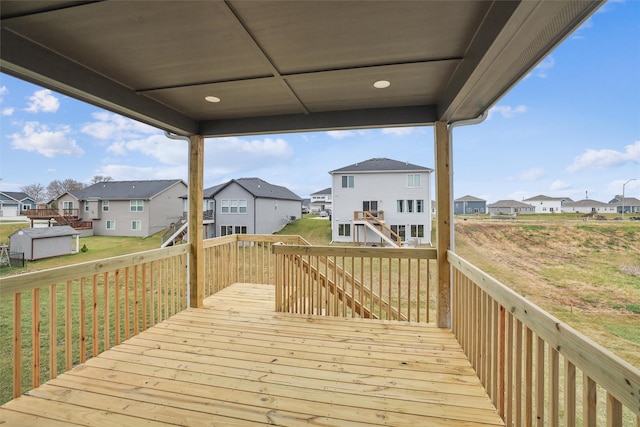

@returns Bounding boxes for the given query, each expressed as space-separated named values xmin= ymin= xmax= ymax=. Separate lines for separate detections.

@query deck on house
xmin=0 ymin=282 xmax=503 ymax=427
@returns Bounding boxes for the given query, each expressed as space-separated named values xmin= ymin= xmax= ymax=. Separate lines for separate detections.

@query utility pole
xmin=622 ymin=178 xmax=637 ymax=220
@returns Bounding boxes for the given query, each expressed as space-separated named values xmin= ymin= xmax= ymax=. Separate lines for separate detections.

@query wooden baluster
xmin=564 ymin=360 xmax=576 ymax=427
xmin=92 ymin=275 xmax=98 ymax=357
xmin=80 ymin=277 xmax=87 ymax=363
xmin=549 ymin=346 xmax=559 ymax=427
xmin=49 ymin=284 xmax=57 ymax=379
xmin=606 ymin=393 xmax=622 ymax=427
xmin=583 ymin=374 xmax=596 ymax=427
xmin=536 ymin=336 xmax=545 ymax=427
xmin=13 ymin=293 xmax=22 ymax=398
xmin=32 ymin=288 xmax=40 ymax=389
xmin=65 ymin=281 xmax=72 ymax=371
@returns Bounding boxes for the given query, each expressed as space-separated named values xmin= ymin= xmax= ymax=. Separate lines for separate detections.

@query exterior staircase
xmin=353 ymin=211 xmax=402 ymax=248
xmin=161 ymin=220 xmax=188 ymax=247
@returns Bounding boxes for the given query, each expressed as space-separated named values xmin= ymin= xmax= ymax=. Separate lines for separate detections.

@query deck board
xmin=1 ymin=283 xmax=504 ymax=426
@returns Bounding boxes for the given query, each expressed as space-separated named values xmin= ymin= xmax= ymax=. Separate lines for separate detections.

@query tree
xmin=47 ymin=179 xmax=85 ymax=200
xmin=90 ymin=175 xmax=113 ymax=184
xmin=21 ymin=183 xmax=47 ymax=203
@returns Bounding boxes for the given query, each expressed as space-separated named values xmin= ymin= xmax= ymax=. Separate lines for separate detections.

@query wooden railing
xmin=449 ymin=251 xmax=640 ymax=426
xmin=353 ymin=210 xmax=384 ymax=221
xmin=0 ymin=245 xmax=189 ymax=403
xmin=26 ymin=208 xmax=79 ymax=218
xmin=203 ymin=234 xmax=307 ymax=298
xmin=273 ymin=245 xmax=437 ymax=322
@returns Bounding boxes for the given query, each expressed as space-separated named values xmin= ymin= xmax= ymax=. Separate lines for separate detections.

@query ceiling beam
xmin=198 ymin=105 xmax=437 ymax=137
xmin=0 ymin=28 xmax=198 ymax=136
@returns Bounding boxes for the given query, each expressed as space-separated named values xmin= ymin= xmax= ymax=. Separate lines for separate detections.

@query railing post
xmin=188 ymin=135 xmax=204 ymax=308
xmin=434 ymin=120 xmax=452 ymax=328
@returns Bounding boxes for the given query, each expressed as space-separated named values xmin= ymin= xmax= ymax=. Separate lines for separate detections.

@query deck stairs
xmin=161 ymin=221 xmax=188 ymax=248
xmin=354 ymin=211 xmax=402 ymax=248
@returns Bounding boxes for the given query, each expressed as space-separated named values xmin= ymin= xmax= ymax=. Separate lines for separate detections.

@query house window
xmin=234 ymin=226 xmax=247 ymax=234
xmin=62 ymin=201 xmax=73 ymax=209
xmin=131 ymin=220 xmax=142 ymax=230
xmin=390 ymin=225 xmax=406 ymax=241
xmin=338 ymin=224 xmax=351 ymax=237
xmin=397 ymin=200 xmax=405 ymax=213
xmin=84 ymin=201 xmax=89 ymax=212
xmin=230 ymin=200 xmax=238 ymax=213
xmin=416 ymin=199 xmax=424 ymax=213
xmin=411 ymin=224 xmax=424 ymax=238
xmin=341 ymin=175 xmax=354 ymax=188
xmin=407 ymin=174 xmax=421 ymax=188
xmin=130 ymin=200 xmax=144 ymax=212
xmin=221 ymin=200 xmax=229 ymax=213
xmin=106 ymin=220 xmax=116 ymax=230
xmin=407 ymin=200 xmax=414 ymax=213
xmin=221 ymin=225 xmax=233 ymax=236
xmin=102 ymin=200 xmax=109 ymax=211
xmin=239 ymin=200 xmax=247 ymax=213
xmin=22 ymin=204 xmax=30 ymax=211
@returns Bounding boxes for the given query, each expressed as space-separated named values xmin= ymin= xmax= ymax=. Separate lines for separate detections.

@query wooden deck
xmin=0 ymin=283 xmax=504 ymax=426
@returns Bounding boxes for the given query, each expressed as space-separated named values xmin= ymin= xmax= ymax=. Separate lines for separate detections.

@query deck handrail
xmin=273 ymin=244 xmax=436 ymax=322
xmin=449 ymin=250 xmax=640 ymax=424
xmin=0 ymin=245 xmax=189 ymax=402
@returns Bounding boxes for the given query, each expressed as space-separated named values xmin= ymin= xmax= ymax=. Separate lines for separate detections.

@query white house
xmin=329 ymin=158 xmax=433 ymax=247
xmin=562 ymin=199 xmax=616 ymax=214
xmin=523 ymin=195 xmax=573 ymax=213
xmin=309 ymin=188 xmax=332 ymax=213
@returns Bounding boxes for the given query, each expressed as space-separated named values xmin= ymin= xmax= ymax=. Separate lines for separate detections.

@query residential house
xmin=195 ymin=178 xmax=302 ymax=238
xmin=609 ymin=195 xmax=640 ymax=214
xmin=523 ymin=194 xmax=573 ymax=213
xmin=563 ymin=199 xmax=617 ymax=214
xmin=55 ymin=180 xmax=186 ymax=237
xmin=330 ymin=158 xmax=433 ymax=246
xmin=10 ymin=225 xmax=79 ymax=261
xmin=0 ymin=191 xmax=37 ymax=217
xmin=454 ymin=195 xmax=487 ymax=215
xmin=309 ymin=187 xmax=332 ymax=213
xmin=487 ymin=200 xmax=536 ymax=215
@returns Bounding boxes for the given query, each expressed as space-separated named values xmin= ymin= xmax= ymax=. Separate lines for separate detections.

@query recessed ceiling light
xmin=205 ymin=96 xmax=221 ymax=103
xmin=373 ymin=80 xmax=391 ymax=89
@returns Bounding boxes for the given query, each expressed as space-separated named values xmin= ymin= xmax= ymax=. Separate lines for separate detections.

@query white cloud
xmin=25 ymin=89 xmax=60 ymax=113
xmin=606 ymin=178 xmax=640 ymax=197
xmin=550 ymin=180 xmax=571 ymax=192
xmin=2 ymin=107 xmax=14 ymax=116
xmin=531 ymin=56 xmax=555 ymax=79
xmin=567 ymin=141 xmax=640 ymax=172
xmin=107 ymin=134 xmax=186 ymax=165
xmin=511 ymin=167 xmax=545 ymax=181
xmin=0 ymin=86 xmax=7 ymax=97
xmin=10 ymin=121 xmax=83 ymax=158
xmin=82 ymin=111 xmax=157 ymax=140
xmin=488 ymin=104 xmax=527 ymax=119
xmin=326 ymin=129 xmax=370 ymax=140
xmin=381 ymin=127 xmax=414 ymax=136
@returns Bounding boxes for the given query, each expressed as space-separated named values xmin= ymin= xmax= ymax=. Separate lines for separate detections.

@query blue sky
xmin=1 ymin=1 xmax=639 ymax=203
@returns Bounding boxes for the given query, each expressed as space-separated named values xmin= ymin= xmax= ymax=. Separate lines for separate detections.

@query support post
xmin=188 ymin=135 xmax=204 ymax=308
xmin=434 ymin=121 xmax=452 ymax=328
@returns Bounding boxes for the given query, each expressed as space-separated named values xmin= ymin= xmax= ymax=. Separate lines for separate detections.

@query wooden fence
xmin=273 ymin=245 xmax=437 ymax=322
xmin=449 ymin=251 xmax=640 ymax=426
xmin=0 ymin=245 xmax=189 ymax=401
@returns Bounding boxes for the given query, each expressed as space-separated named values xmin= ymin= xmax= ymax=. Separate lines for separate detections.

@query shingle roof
xmin=609 ymin=195 xmax=640 ymax=205
xmin=523 ymin=194 xmax=573 ymax=202
xmin=204 ymin=178 xmax=301 ymax=201
xmin=311 ymin=187 xmax=331 ymax=195
xmin=562 ymin=199 xmax=609 ymax=208
xmin=10 ymin=225 xmax=79 ymax=238
xmin=69 ymin=180 xmax=185 ymax=200
xmin=487 ymin=200 xmax=534 ymax=208
xmin=330 ymin=158 xmax=433 ymax=173
xmin=1 ymin=191 xmax=31 ymax=201
xmin=455 ymin=195 xmax=485 ymax=202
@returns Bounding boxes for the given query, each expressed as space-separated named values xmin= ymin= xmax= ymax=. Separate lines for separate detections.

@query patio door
xmin=363 ymin=200 xmax=378 ymax=217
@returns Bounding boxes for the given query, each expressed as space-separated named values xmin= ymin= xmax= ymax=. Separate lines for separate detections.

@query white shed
xmin=10 ymin=226 xmax=80 ymax=261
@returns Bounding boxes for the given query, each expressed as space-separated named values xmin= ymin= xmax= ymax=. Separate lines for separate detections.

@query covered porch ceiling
xmin=1 ymin=0 xmax=602 ymax=138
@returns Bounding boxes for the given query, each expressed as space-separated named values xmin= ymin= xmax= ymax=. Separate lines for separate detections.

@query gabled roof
xmin=311 ymin=188 xmax=331 ymax=196
xmin=523 ymin=195 xmax=574 ymax=202
xmin=455 ymin=195 xmax=485 ymax=202
xmin=563 ymin=199 xmax=610 ymax=208
xmin=204 ymin=178 xmax=301 ymax=202
xmin=609 ymin=195 xmax=640 ymax=205
xmin=10 ymin=225 xmax=79 ymax=239
xmin=0 ymin=2 xmax=602 ymax=137
xmin=330 ymin=158 xmax=433 ymax=174
xmin=487 ymin=200 xmax=534 ymax=209
xmin=0 ymin=191 xmax=31 ymax=202
xmin=68 ymin=180 xmax=185 ymax=201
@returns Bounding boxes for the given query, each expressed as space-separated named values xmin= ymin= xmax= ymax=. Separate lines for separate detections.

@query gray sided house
xmin=487 ymin=200 xmax=536 ymax=215
xmin=57 ymin=180 xmax=187 ymax=237
xmin=562 ymin=199 xmax=616 ymax=214
xmin=10 ymin=226 xmax=79 ymax=261
xmin=454 ymin=195 xmax=486 ymax=215
xmin=200 ymin=178 xmax=302 ymax=238
xmin=0 ymin=191 xmax=37 ymax=216
xmin=609 ymin=195 xmax=640 ymax=214
xmin=310 ymin=187 xmax=332 ymax=213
